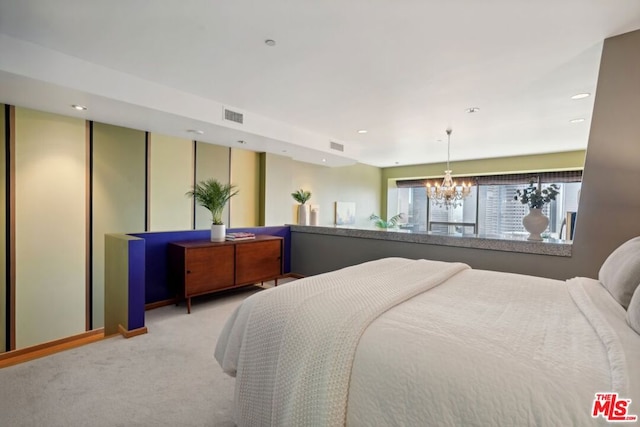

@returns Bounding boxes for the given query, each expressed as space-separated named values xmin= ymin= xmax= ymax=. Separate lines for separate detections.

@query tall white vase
xmin=522 ymin=208 xmax=549 ymax=241
xmin=298 ymin=204 xmax=310 ymax=225
xmin=211 ymin=224 xmax=226 ymax=242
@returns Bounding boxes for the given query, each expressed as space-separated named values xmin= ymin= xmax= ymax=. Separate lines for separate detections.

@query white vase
xmin=298 ymin=204 xmax=310 ymax=225
xmin=310 ymin=208 xmax=319 ymax=226
xmin=522 ymin=208 xmax=549 ymax=241
xmin=211 ymin=223 xmax=226 ymax=242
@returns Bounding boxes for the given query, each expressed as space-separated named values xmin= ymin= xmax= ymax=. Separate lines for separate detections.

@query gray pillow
xmin=628 ymin=286 xmax=640 ymax=335
xmin=598 ymin=236 xmax=640 ymax=309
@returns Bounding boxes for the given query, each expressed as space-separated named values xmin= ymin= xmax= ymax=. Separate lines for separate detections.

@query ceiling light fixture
xmin=237 ymin=140 xmax=246 ymax=144
xmin=357 ymin=129 xmax=368 ymax=134
xmin=71 ymin=104 xmax=87 ymax=111
xmin=465 ymin=107 xmax=480 ymax=113
xmin=187 ymin=129 xmax=204 ymax=135
xmin=569 ymin=118 xmax=585 ymax=123
xmin=265 ymin=39 xmax=276 ymax=47
xmin=321 ymin=158 xmax=326 ymax=163
xmin=426 ymin=128 xmax=471 ymax=209
xmin=571 ymin=93 xmax=590 ymax=100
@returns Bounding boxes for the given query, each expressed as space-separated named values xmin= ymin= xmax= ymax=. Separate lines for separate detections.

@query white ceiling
xmin=1 ymin=0 xmax=639 ymax=168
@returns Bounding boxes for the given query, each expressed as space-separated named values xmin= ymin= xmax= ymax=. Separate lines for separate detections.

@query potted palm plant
xmin=187 ymin=178 xmax=239 ymax=242
xmin=291 ymin=189 xmax=312 ymax=225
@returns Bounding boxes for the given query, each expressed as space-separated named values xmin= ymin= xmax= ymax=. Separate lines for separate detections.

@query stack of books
xmin=225 ymin=232 xmax=256 ymax=241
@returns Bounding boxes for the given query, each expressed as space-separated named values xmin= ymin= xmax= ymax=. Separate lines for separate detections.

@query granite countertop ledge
xmin=289 ymin=225 xmax=572 ymax=257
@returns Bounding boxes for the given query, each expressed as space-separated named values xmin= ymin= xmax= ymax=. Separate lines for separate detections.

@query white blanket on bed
xmin=215 ymin=258 xmax=469 ymax=426
xmin=216 ymin=259 xmax=640 ymax=426
xmin=346 ymin=271 xmax=640 ymax=426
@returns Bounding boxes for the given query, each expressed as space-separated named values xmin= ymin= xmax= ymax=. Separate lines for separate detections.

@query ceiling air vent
xmin=223 ymin=108 xmax=244 ymax=124
xmin=330 ymin=141 xmax=344 ymax=152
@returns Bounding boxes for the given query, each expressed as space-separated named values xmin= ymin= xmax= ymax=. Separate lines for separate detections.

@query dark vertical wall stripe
xmin=192 ymin=140 xmax=197 ymax=230
xmin=4 ymin=105 xmax=9 ymax=352
xmin=86 ymin=121 xmax=94 ymax=331
xmin=6 ymin=106 xmax=15 ymax=351
xmin=228 ymin=147 xmax=232 ymax=225
xmin=145 ymin=132 xmax=150 ymax=232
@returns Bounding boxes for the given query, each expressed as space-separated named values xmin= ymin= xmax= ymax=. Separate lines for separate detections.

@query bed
xmin=215 ymin=237 xmax=640 ymax=426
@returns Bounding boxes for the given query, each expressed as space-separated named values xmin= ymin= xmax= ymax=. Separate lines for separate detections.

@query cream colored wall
xmin=194 ymin=142 xmax=230 ymax=229
xmin=263 ymin=153 xmax=381 ymax=227
xmin=230 ymin=148 xmax=259 ymax=227
xmin=149 ymin=134 xmax=193 ymax=231
xmin=92 ymin=123 xmax=145 ymax=329
xmin=14 ymin=108 xmax=86 ymax=348
xmin=263 ymin=154 xmax=294 ymax=226
xmin=293 ymin=162 xmax=381 ymax=228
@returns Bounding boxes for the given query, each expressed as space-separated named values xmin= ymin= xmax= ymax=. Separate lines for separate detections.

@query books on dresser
xmin=225 ymin=232 xmax=256 ymax=241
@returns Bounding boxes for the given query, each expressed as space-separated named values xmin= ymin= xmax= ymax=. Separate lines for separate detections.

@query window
xmin=395 ymin=171 xmax=582 ymax=239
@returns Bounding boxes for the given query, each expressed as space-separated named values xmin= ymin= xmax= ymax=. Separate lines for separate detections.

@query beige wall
xmin=194 ymin=142 xmax=230 ymax=229
xmin=263 ymin=153 xmax=294 ymax=226
xmin=230 ymin=148 xmax=260 ymax=227
xmin=92 ymin=123 xmax=145 ymax=329
xmin=263 ymin=153 xmax=381 ymax=227
xmin=149 ymin=134 xmax=193 ymax=231
xmin=15 ymin=108 xmax=86 ymax=348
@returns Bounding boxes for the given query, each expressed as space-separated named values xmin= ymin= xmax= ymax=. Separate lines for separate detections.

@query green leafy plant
xmin=514 ymin=180 xmax=560 ymax=209
xmin=291 ymin=189 xmax=312 ymax=204
xmin=186 ymin=179 xmax=239 ymax=225
xmin=369 ymin=213 xmax=404 ymax=229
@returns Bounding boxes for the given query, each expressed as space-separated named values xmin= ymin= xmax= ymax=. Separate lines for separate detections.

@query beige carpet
xmin=0 ymin=281 xmax=289 ymax=427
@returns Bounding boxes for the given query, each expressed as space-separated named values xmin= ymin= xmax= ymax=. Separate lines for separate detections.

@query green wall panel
xmin=15 ymin=108 xmax=86 ymax=349
xmin=149 ymin=133 xmax=193 ymax=231
xmin=92 ymin=123 xmax=145 ymax=329
xmin=194 ymin=142 xmax=230 ymax=229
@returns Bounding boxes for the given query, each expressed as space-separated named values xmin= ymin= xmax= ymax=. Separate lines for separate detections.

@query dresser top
xmin=169 ymin=234 xmax=282 ymax=248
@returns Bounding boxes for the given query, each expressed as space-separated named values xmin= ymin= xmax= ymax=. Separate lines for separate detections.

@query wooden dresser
xmin=168 ymin=235 xmax=284 ymax=313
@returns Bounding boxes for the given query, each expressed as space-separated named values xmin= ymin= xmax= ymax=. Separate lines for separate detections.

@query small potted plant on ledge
xmin=368 ymin=213 xmax=404 ymax=230
xmin=514 ymin=179 xmax=560 ymax=241
xmin=291 ymin=189 xmax=312 ymax=225
xmin=187 ymin=178 xmax=239 ymax=242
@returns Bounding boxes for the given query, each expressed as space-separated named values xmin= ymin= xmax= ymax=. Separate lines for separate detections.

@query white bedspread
xmin=215 ymin=258 xmax=640 ymax=426
xmin=215 ymin=258 xmax=468 ymax=426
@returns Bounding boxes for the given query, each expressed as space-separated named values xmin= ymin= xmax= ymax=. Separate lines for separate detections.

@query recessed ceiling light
xmin=569 ymin=118 xmax=585 ymax=123
xmin=571 ymin=93 xmax=590 ymax=100
xmin=465 ymin=107 xmax=480 ymax=113
xmin=357 ymin=129 xmax=368 ymax=134
xmin=265 ymin=39 xmax=276 ymax=47
xmin=321 ymin=158 xmax=326 ymax=163
xmin=187 ymin=129 xmax=204 ymax=135
xmin=71 ymin=104 xmax=87 ymax=111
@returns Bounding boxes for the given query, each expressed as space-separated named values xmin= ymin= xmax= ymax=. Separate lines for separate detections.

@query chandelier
xmin=426 ymin=128 xmax=471 ymax=209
